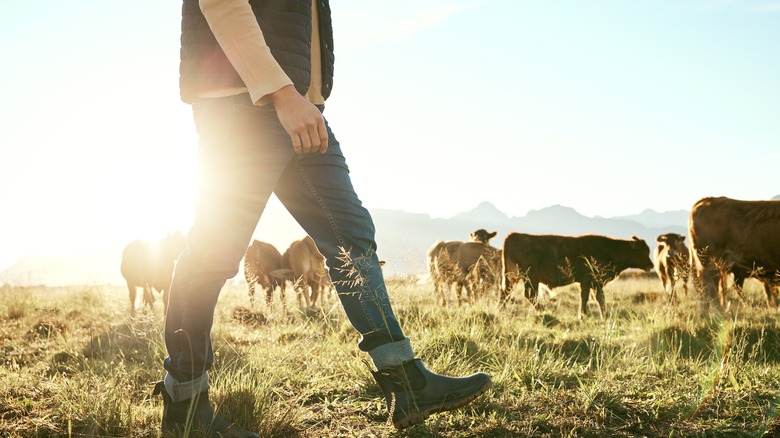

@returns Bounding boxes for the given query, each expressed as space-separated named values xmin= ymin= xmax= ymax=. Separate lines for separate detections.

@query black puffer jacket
xmin=179 ymin=0 xmax=334 ymax=104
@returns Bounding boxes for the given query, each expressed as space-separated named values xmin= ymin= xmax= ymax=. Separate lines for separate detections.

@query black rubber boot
xmin=370 ymin=359 xmax=492 ymax=429
xmin=152 ymin=381 xmax=259 ymax=438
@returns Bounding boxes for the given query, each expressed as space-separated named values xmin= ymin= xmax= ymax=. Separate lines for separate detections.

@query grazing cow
xmin=120 ymin=231 xmax=186 ymax=315
xmin=243 ymin=240 xmax=284 ymax=307
xmin=282 ymin=236 xmax=330 ymax=307
xmin=501 ymin=233 xmax=653 ymax=319
xmin=653 ymin=233 xmax=690 ymax=300
xmin=688 ymin=197 xmax=780 ymax=310
xmin=427 ymin=229 xmax=499 ymax=305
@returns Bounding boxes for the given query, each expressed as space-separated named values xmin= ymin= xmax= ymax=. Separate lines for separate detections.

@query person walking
xmin=153 ymin=1 xmax=492 ymax=435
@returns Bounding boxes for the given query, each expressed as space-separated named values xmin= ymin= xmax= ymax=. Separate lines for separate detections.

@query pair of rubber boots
xmin=153 ymin=359 xmax=492 ymax=435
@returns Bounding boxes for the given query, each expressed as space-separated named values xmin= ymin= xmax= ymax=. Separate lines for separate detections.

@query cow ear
xmin=681 ymin=235 xmax=686 ymax=242
xmin=656 ymin=234 xmax=667 ymax=243
xmin=632 ymin=235 xmax=642 ymax=241
xmin=489 ymin=231 xmax=497 ymax=239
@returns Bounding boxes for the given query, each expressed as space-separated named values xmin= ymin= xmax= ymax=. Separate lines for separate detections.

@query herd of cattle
xmin=120 ymin=196 xmax=780 ymax=319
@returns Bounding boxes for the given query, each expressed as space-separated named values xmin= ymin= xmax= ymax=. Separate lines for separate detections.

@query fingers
xmin=271 ymin=87 xmax=329 ymax=155
xmin=317 ymin=117 xmax=328 ymax=154
xmin=293 ymin=115 xmax=328 ymax=155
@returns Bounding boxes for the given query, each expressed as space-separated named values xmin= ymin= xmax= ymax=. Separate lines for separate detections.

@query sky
xmin=1 ymin=0 xmax=778 ymax=271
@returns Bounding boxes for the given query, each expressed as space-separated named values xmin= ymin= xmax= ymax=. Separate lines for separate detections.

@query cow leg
xmin=501 ymin=260 xmax=518 ymax=307
xmin=523 ymin=282 xmax=536 ymax=306
xmin=594 ymin=284 xmax=606 ymax=320
xmin=143 ymin=285 xmax=155 ymax=311
xmin=766 ymin=281 xmax=780 ymax=308
xmin=309 ymin=279 xmax=320 ymax=307
xmin=660 ymin=266 xmax=670 ymax=294
xmin=667 ymin=265 xmax=678 ymax=302
xmin=701 ymin=267 xmax=722 ymax=311
xmin=127 ymin=283 xmax=137 ymax=315
xmin=432 ymin=280 xmax=441 ymax=305
xmin=456 ymin=280 xmax=466 ymax=306
xmin=278 ymin=282 xmax=288 ymax=314
xmin=668 ymin=275 xmax=677 ymax=304
xmin=297 ymin=282 xmax=311 ymax=308
xmin=463 ymin=281 xmax=473 ymax=306
xmin=579 ymin=281 xmax=591 ymax=320
xmin=266 ymin=285 xmax=274 ymax=310
xmin=433 ymin=278 xmax=446 ymax=306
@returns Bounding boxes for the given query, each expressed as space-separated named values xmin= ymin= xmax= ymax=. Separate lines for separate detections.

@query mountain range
xmin=1 ymin=201 xmax=692 ymax=286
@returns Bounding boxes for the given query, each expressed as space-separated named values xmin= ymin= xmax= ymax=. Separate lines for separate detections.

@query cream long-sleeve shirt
xmin=198 ymin=0 xmax=325 ymax=106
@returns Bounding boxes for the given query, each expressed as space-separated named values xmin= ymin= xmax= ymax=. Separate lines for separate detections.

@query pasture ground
xmin=1 ymin=278 xmax=780 ymax=437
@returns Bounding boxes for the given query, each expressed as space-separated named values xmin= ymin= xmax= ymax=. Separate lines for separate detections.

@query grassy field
xmin=1 ymin=277 xmax=780 ymax=437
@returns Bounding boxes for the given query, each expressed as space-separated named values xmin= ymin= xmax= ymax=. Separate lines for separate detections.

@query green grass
xmin=1 ymin=278 xmax=780 ymax=437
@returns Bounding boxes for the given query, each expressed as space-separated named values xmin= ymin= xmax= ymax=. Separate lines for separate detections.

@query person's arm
xmin=200 ymin=0 xmax=327 ymax=154
xmin=199 ymin=0 xmax=290 ymax=104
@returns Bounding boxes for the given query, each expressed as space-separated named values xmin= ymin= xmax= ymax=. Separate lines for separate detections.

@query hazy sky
xmin=1 ymin=1 xmax=778 ymax=270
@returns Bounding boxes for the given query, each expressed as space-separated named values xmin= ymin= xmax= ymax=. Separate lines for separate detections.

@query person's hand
xmin=271 ymin=85 xmax=328 ymax=155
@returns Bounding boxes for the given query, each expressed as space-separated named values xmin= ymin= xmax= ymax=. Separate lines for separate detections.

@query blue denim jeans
xmin=164 ymin=93 xmax=406 ymax=383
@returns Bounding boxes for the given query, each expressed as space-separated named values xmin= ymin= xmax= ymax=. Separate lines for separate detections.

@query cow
xmin=688 ymin=196 xmax=780 ymax=310
xmin=282 ymin=236 xmax=331 ymax=307
xmin=470 ymin=229 xmax=497 ymax=245
xmin=427 ymin=229 xmax=499 ymax=306
xmin=243 ymin=240 xmax=284 ymax=307
xmin=653 ymin=233 xmax=690 ymax=301
xmin=120 ymin=231 xmax=186 ymax=315
xmin=501 ymin=233 xmax=653 ymax=319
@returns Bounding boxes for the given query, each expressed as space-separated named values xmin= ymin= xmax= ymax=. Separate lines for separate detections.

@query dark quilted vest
xmin=179 ymin=0 xmax=334 ymax=104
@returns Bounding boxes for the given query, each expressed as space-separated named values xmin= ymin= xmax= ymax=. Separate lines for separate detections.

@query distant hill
xmin=1 ymin=202 xmax=690 ymax=286
xmin=773 ymin=194 xmax=780 ymax=200
xmin=611 ymin=209 xmax=690 ymax=229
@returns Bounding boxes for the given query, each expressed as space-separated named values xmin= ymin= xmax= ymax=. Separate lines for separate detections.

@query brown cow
xmin=243 ymin=240 xmax=284 ymax=307
xmin=653 ymin=233 xmax=690 ymax=301
xmin=427 ymin=229 xmax=499 ymax=305
xmin=501 ymin=233 xmax=653 ymax=319
xmin=282 ymin=236 xmax=330 ymax=307
xmin=470 ymin=229 xmax=497 ymax=245
xmin=689 ymin=196 xmax=780 ymax=310
xmin=120 ymin=231 xmax=186 ymax=315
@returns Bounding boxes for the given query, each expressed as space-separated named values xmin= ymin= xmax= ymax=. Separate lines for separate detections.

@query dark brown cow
xmin=243 ymin=240 xmax=284 ymax=307
xmin=689 ymin=197 xmax=780 ymax=310
xmin=120 ymin=231 xmax=186 ymax=315
xmin=653 ymin=233 xmax=690 ymax=300
xmin=470 ymin=229 xmax=497 ymax=245
xmin=501 ymin=233 xmax=653 ymax=319
xmin=282 ymin=236 xmax=330 ymax=307
xmin=427 ymin=229 xmax=499 ymax=305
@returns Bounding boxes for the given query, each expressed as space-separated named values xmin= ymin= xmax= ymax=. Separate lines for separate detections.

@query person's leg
xmin=272 ymin=115 xmax=410 ymax=364
xmin=160 ymin=94 xmax=295 ymax=437
xmin=274 ymin=112 xmax=492 ymax=429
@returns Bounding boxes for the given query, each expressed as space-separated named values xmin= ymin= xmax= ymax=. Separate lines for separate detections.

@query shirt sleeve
xmin=199 ymin=0 xmax=293 ymax=105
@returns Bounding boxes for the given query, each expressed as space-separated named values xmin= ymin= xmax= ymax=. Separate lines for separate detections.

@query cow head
xmin=631 ymin=236 xmax=654 ymax=271
xmin=470 ymin=229 xmax=497 ymax=245
xmin=656 ymin=233 xmax=688 ymax=260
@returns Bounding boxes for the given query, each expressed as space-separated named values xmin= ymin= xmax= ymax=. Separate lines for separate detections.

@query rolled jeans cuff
xmin=164 ymin=372 xmax=210 ymax=403
xmin=368 ymin=338 xmax=415 ymax=370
